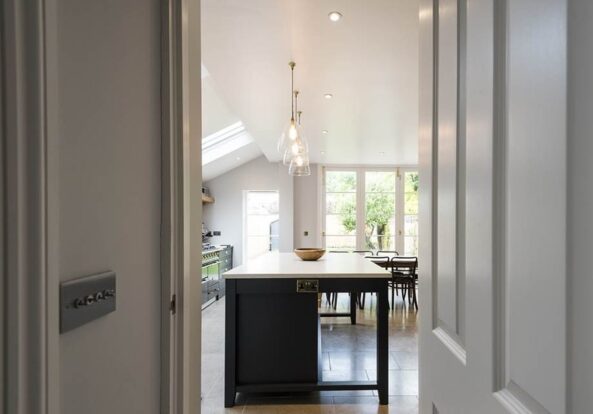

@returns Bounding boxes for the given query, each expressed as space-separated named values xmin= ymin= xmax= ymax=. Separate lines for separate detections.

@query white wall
xmin=568 ymin=0 xmax=593 ymax=411
xmin=277 ymin=163 xmax=295 ymax=252
xmin=56 ymin=1 xmax=161 ymax=413
xmin=204 ymin=156 xmax=294 ymax=265
xmin=204 ymin=157 xmax=325 ymax=264
xmin=293 ymin=165 xmax=321 ymax=248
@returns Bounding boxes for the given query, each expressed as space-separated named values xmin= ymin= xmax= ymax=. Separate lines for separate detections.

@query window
xmin=403 ymin=171 xmax=419 ymax=256
xmin=324 ymin=171 xmax=357 ymax=251
xmin=322 ymin=168 xmax=419 ymax=256
xmin=244 ymin=191 xmax=279 ymax=261
xmin=365 ymin=171 xmax=396 ymax=251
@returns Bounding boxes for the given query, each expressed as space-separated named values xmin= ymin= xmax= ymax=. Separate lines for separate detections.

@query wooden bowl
xmin=294 ymin=248 xmax=326 ymax=261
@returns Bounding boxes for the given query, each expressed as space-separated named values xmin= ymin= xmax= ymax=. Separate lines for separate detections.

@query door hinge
xmin=170 ymin=294 xmax=177 ymax=315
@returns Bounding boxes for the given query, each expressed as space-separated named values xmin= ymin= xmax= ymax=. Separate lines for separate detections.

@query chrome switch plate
xmin=60 ymin=271 xmax=116 ymax=333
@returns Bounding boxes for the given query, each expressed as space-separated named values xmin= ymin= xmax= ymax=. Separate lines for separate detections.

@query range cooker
xmin=201 ymin=245 xmax=233 ymax=309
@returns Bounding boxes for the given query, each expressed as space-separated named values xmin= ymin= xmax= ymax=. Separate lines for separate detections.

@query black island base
xmin=224 ymin=277 xmax=389 ymax=407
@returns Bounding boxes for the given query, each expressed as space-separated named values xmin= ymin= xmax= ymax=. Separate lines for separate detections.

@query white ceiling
xmin=201 ymin=0 xmax=419 ymax=179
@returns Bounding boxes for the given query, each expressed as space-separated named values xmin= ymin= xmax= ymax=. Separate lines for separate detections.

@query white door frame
xmin=2 ymin=0 xmax=59 ymax=412
xmin=161 ymin=0 xmax=202 ymax=413
xmin=2 ymin=0 xmax=203 ymax=412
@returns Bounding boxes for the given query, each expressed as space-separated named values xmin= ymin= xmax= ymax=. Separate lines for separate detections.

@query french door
xmin=322 ymin=167 xmax=418 ymax=255
xmin=419 ymin=0 xmax=566 ymax=413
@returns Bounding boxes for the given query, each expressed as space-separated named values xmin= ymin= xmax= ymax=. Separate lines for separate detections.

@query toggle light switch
xmin=60 ymin=271 xmax=116 ymax=333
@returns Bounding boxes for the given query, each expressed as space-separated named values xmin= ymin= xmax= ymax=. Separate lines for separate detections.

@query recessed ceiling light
xmin=322 ymin=130 xmax=328 ymax=134
xmin=379 ymin=152 xmax=385 ymax=156
xmin=328 ymin=11 xmax=342 ymax=22
xmin=320 ymin=151 xmax=325 ymax=155
xmin=324 ymin=93 xmax=333 ymax=99
xmin=236 ymin=156 xmax=241 ymax=161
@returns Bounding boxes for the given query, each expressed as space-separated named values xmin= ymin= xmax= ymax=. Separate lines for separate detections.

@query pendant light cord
xmin=294 ymin=91 xmax=300 ymax=124
xmin=289 ymin=61 xmax=296 ymax=121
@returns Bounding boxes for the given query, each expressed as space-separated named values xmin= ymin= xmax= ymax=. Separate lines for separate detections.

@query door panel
xmin=436 ymin=0 xmax=463 ymax=343
xmin=419 ymin=0 xmax=566 ymax=412
xmin=55 ymin=0 xmax=162 ymax=413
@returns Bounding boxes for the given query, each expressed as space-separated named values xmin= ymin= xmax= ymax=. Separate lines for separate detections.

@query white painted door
xmin=419 ymin=0 xmax=567 ymax=413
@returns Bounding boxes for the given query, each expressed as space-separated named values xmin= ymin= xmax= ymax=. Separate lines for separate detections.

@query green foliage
xmin=340 ymin=202 xmax=356 ymax=233
xmin=333 ymin=172 xmax=395 ymax=250
xmin=328 ymin=171 xmax=419 ymax=251
xmin=406 ymin=172 xmax=419 ymax=192
xmin=326 ymin=171 xmax=356 ymax=192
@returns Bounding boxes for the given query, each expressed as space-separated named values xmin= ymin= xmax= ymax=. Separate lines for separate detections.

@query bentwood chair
xmin=377 ymin=250 xmax=399 ymax=257
xmin=388 ymin=257 xmax=418 ymax=310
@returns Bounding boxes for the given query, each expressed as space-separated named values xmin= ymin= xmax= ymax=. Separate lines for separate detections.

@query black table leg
xmin=377 ymin=281 xmax=389 ymax=405
xmin=350 ymin=292 xmax=357 ymax=325
xmin=224 ymin=280 xmax=237 ymax=407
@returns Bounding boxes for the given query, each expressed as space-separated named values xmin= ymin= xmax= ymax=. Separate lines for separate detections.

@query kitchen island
xmin=223 ymin=252 xmax=391 ymax=407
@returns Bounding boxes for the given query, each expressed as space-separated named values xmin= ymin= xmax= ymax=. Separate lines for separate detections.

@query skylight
xmin=202 ymin=121 xmax=254 ymax=165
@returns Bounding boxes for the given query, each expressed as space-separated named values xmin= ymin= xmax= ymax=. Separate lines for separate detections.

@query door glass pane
xmin=404 ymin=236 xmax=418 ymax=257
xmin=404 ymin=215 xmax=418 ymax=236
xmin=365 ymin=171 xmax=396 ymax=251
xmin=325 ymin=171 xmax=357 ymax=250
xmin=325 ymin=236 xmax=356 ymax=251
xmin=326 ymin=171 xmax=357 ymax=192
xmin=245 ymin=191 xmax=279 ymax=260
xmin=365 ymin=171 xmax=396 ymax=192
xmin=404 ymin=171 xmax=419 ymax=256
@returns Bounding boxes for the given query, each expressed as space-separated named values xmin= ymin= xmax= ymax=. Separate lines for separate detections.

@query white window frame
xmin=320 ymin=166 xmax=418 ymax=255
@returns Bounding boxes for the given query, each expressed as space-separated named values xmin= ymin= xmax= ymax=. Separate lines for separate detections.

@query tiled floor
xmin=201 ymin=292 xmax=419 ymax=413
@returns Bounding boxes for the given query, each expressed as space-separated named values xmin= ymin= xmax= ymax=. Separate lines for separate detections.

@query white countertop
xmin=224 ymin=252 xmax=391 ymax=279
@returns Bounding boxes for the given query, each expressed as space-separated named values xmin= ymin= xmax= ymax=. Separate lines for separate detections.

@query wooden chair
xmin=377 ymin=250 xmax=399 ymax=257
xmin=388 ymin=257 xmax=418 ymax=310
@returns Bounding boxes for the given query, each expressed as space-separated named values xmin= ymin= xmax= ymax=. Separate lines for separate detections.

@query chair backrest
xmin=369 ymin=256 xmax=391 ymax=267
xmin=378 ymin=250 xmax=400 ymax=257
xmin=390 ymin=256 xmax=418 ymax=272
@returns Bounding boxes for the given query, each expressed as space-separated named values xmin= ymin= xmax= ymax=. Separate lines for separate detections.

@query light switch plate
xmin=296 ymin=279 xmax=319 ymax=293
xmin=60 ymin=271 xmax=116 ymax=333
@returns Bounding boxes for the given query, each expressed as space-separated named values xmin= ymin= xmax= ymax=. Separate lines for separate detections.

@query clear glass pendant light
xmin=277 ymin=61 xmax=311 ymax=176
xmin=288 ymin=152 xmax=311 ymax=176
xmin=288 ymin=109 xmax=310 ymax=176
xmin=278 ymin=62 xmax=301 ymax=161
xmin=283 ymin=104 xmax=309 ymax=165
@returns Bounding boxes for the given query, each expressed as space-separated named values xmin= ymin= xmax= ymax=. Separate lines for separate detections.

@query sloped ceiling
xmin=201 ymin=0 xmax=418 ymax=179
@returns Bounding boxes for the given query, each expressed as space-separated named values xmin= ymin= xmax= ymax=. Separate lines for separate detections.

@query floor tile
xmin=329 ymin=351 xmax=399 ymax=371
xmin=201 ymin=294 xmax=419 ymax=413
xmin=333 ymin=396 xmax=418 ymax=414
xmin=391 ymin=351 xmax=418 ymax=370
xmin=366 ymin=370 xmax=418 ymax=396
xmin=320 ymin=370 xmax=373 ymax=396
